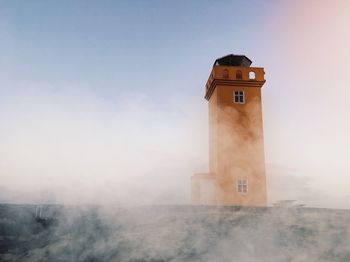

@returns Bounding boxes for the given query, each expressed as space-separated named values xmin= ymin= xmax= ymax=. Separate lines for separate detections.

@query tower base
xmin=191 ymin=173 xmax=216 ymax=205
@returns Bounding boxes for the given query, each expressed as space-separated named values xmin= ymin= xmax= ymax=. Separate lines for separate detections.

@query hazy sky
xmin=1 ymin=0 xmax=350 ymax=208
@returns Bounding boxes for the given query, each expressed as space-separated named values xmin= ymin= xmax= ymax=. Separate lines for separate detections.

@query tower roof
xmin=213 ymin=54 xmax=252 ymax=67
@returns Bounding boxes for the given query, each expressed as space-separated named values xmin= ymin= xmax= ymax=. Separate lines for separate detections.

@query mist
xmin=1 ymin=0 xmax=350 ymax=208
xmin=0 ymin=82 xmax=208 ymax=206
xmin=2 ymin=1 xmax=350 ymax=261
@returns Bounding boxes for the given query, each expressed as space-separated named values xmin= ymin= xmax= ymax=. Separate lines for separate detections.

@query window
xmin=249 ymin=71 xmax=256 ymax=80
xmin=237 ymin=180 xmax=248 ymax=193
xmin=234 ymin=90 xmax=245 ymax=104
xmin=236 ymin=70 xmax=242 ymax=80
xmin=223 ymin=69 xmax=229 ymax=79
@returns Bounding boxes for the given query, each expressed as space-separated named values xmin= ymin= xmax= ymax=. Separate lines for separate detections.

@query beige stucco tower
xmin=192 ymin=54 xmax=267 ymax=206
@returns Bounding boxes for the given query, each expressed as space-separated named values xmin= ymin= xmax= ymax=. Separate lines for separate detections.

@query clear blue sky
xmin=1 ymin=0 xmax=276 ymax=101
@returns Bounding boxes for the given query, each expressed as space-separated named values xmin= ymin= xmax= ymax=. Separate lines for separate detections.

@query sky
xmin=0 ymin=0 xmax=350 ymax=208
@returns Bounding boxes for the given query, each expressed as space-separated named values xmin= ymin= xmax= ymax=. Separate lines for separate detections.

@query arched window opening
xmin=236 ymin=70 xmax=242 ymax=80
xmin=223 ymin=69 xmax=229 ymax=79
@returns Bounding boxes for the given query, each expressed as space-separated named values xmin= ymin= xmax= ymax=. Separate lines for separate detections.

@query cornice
xmin=205 ymin=79 xmax=266 ymax=100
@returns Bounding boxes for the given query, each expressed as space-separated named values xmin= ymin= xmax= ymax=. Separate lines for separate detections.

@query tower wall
xmin=208 ymin=88 xmax=218 ymax=175
xmin=192 ymin=56 xmax=267 ymax=206
xmin=207 ymin=66 xmax=267 ymax=206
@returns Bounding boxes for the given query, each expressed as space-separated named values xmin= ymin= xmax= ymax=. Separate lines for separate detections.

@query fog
xmin=1 ymin=74 xmax=349 ymax=208
xmin=2 ymin=204 xmax=350 ymax=261
xmin=262 ymin=0 xmax=350 ymax=209
xmin=1 ymin=0 xmax=350 ymax=209
xmin=0 ymin=83 xmax=208 ymax=206
xmin=2 ymin=1 xmax=350 ymax=261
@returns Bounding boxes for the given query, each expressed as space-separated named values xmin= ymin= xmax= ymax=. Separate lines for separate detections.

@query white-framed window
xmin=234 ymin=90 xmax=245 ymax=104
xmin=237 ymin=180 xmax=248 ymax=194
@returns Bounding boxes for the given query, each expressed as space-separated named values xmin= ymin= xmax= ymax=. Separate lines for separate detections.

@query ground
xmin=1 ymin=204 xmax=350 ymax=261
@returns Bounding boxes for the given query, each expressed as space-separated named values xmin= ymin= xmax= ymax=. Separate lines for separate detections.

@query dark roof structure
xmin=213 ymin=54 xmax=252 ymax=67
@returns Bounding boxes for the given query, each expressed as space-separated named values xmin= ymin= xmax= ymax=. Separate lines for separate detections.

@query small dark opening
xmin=236 ymin=70 xmax=242 ymax=80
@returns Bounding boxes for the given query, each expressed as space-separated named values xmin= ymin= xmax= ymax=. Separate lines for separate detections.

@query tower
xmin=192 ymin=54 xmax=267 ymax=206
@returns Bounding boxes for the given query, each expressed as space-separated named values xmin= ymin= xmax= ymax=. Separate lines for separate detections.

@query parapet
xmin=205 ymin=56 xmax=265 ymax=100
